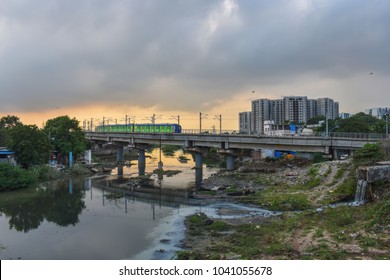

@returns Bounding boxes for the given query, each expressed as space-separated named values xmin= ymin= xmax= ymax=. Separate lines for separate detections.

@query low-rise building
xmin=0 ymin=147 xmax=16 ymax=166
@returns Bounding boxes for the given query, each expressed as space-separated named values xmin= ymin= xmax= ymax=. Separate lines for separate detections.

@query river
xmin=0 ymin=148 xmax=257 ymax=260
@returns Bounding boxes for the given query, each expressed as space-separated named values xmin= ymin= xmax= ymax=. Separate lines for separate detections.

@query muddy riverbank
xmin=177 ymin=159 xmax=390 ymax=260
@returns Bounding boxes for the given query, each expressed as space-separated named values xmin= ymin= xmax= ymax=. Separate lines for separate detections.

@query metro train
xmin=95 ymin=123 xmax=182 ymax=133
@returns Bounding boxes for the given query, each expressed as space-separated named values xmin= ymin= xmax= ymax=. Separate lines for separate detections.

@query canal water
xmin=0 ymin=148 xmax=235 ymax=260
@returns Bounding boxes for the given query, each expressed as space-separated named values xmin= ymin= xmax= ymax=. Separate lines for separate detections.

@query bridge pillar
xmin=138 ymin=148 xmax=146 ymax=176
xmin=333 ymin=149 xmax=338 ymax=160
xmin=117 ymin=146 xmax=124 ymax=176
xmin=194 ymin=152 xmax=203 ymax=187
xmin=218 ymin=149 xmax=240 ymax=171
xmin=186 ymin=147 xmax=208 ymax=188
xmin=226 ymin=154 xmax=235 ymax=171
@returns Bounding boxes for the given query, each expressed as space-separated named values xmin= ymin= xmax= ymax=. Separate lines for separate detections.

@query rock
xmin=90 ymin=168 xmax=100 ymax=173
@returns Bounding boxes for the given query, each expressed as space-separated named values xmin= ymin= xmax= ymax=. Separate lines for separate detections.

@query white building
xmin=365 ymin=107 xmax=390 ymax=119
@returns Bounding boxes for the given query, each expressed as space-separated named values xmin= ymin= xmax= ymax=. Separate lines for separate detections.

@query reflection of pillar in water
xmin=195 ymin=152 xmax=203 ymax=188
xmin=68 ymin=177 xmax=73 ymax=194
xmin=117 ymin=146 xmax=124 ymax=176
xmin=138 ymin=148 xmax=146 ymax=175
xmin=84 ymin=178 xmax=92 ymax=191
xmin=69 ymin=151 xmax=73 ymax=168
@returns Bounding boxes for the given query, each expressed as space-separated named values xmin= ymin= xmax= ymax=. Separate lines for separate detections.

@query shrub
xmin=0 ymin=163 xmax=36 ymax=191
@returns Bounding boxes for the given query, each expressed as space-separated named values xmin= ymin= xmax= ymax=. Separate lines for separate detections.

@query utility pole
xmin=199 ymin=112 xmax=208 ymax=133
xmin=386 ymin=113 xmax=389 ymax=138
xmin=145 ymin=114 xmax=161 ymax=124
xmin=214 ymin=114 xmax=222 ymax=134
xmin=325 ymin=111 xmax=329 ymax=137
xmin=170 ymin=115 xmax=180 ymax=125
xmin=103 ymin=117 xmax=105 ymax=132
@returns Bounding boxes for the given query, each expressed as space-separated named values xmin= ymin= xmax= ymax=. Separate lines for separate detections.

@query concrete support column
xmin=117 ymin=146 xmax=124 ymax=176
xmin=333 ymin=149 xmax=338 ymax=160
xmin=138 ymin=148 xmax=146 ymax=175
xmin=194 ymin=152 xmax=203 ymax=188
xmin=226 ymin=154 xmax=235 ymax=171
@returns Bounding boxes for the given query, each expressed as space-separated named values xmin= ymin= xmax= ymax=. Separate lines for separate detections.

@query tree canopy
xmin=6 ymin=124 xmax=51 ymax=168
xmin=0 ymin=115 xmax=21 ymax=129
xmin=314 ymin=112 xmax=387 ymax=134
xmin=43 ymin=115 xmax=86 ymax=157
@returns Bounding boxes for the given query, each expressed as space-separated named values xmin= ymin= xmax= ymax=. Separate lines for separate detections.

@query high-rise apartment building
xmin=283 ymin=96 xmax=308 ymax=124
xmin=239 ymin=112 xmax=252 ymax=133
xmin=270 ymin=99 xmax=284 ymax=126
xmin=316 ymin=98 xmax=335 ymax=119
xmin=240 ymin=96 xmax=340 ymax=134
xmin=333 ymin=102 xmax=339 ymax=119
xmin=251 ymin=99 xmax=270 ymax=134
xmin=307 ymin=99 xmax=317 ymax=120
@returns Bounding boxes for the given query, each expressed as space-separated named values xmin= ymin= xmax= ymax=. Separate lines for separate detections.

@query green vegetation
xmin=6 ymin=124 xmax=51 ymax=168
xmin=241 ymin=187 xmax=312 ymax=211
xmin=313 ymin=152 xmax=325 ymax=163
xmin=177 ymin=200 xmax=390 ymax=260
xmin=0 ymin=115 xmax=21 ymax=129
xmin=353 ymin=142 xmax=386 ymax=166
xmin=0 ymin=163 xmax=37 ymax=191
xmin=0 ymin=114 xmax=92 ymax=192
xmin=315 ymin=112 xmax=387 ymax=134
xmin=43 ymin=115 xmax=87 ymax=159
xmin=161 ymin=145 xmax=182 ymax=156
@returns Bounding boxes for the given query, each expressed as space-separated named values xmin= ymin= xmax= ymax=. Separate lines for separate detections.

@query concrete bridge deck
xmin=85 ymin=131 xmax=385 ymax=155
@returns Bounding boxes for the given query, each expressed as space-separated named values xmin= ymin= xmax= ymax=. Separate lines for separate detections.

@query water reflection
xmin=110 ymin=148 xmax=220 ymax=189
xmin=0 ymin=175 xmax=199 ymax=259
xmin=0 ymin=174 xmax=277 ymax=260
xmin=0 ymin=178 xmax=85 ymax=233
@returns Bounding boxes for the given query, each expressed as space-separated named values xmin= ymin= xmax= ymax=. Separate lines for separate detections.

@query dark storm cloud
xmin=1 ymin=0 xmax=389 ymax=112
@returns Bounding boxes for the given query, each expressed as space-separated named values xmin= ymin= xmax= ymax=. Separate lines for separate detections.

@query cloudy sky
xmin=1 ymin=0 xmax=389 ymax=129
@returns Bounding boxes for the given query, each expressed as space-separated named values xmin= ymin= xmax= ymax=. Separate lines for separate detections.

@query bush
xmin=353 ymin=143 xmax=385 ymax=166
xmin=313 ymin=153 xmax=325 ymax=163
xmin=0 ymin=163 xmax=37 ymax=191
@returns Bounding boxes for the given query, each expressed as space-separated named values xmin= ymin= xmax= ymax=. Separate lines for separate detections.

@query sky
xmin=1 ymin=0 xmax=389 ymax=130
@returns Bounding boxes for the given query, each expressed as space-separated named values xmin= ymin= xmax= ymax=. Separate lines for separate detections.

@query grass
xmin=178 ymin=200 xmax=390 ymax=260
xmin=240 ymin=188 xmax=312 ymax=211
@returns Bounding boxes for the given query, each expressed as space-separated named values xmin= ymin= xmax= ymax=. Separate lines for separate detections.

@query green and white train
xmin=95 ymin=123 xmax=182 ymax=133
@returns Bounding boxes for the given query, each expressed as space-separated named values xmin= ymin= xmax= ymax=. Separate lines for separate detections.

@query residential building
xmin=365 ymin=107 xmax=390 ymax=119
xmin=339 ymin=112 xmax=352 ymax=119
xmin=239 ymin=111 xmax=252 ymax=134
xmin=0 ymin=147 xmax=16 ymax=166
xmin=251 ymin=99 xmax=270 ymax=134
xmin=243 ymin=96 xmax=340 ymax=134
xmin=283 ymin=96 xmax=308 ymax=124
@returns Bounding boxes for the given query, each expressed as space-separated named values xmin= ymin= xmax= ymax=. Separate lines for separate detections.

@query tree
xmin=336 ymin=112 xmax=380 ymax=133
xmin=6 ymin=125 xmax=51 ymax=168
xmin=353 ymin=143 xmax=385 ymax=166
xmin=0 ymin=115 xmax=22 ymax=129
xmin=306 ymin=115 xmax=326 ymax=125
xmin=43 ymin=116 xmax=86 ymax=161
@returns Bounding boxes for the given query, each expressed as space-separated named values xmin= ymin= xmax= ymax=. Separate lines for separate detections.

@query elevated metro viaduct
xmin=86 ymin=131 xmax=385 ymax=184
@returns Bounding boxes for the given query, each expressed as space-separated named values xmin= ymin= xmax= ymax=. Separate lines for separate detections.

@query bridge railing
xmin=314 ymin=132 xmax=388 ymax=139
xmin=84 ymin=128 xmax=388 ymax=140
